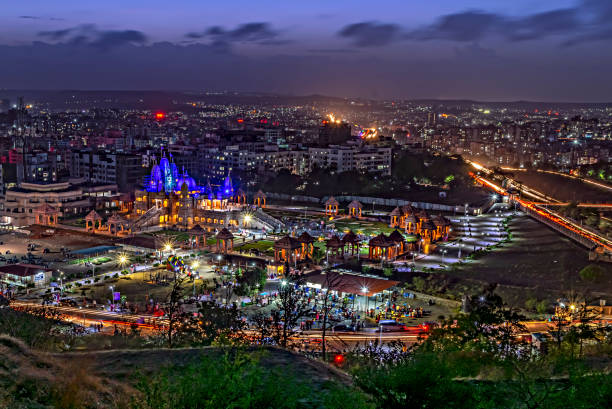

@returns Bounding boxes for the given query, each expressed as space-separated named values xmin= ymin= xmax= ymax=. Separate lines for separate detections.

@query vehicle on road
xmin=378 ymin=320 xmax=405 ymax=332
xmin=332 ymin=323 xmax=356 ymax=332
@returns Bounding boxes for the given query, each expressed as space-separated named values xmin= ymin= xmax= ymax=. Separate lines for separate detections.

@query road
xmin=467 ymin=161 xmax=612 ymax=254
xmin=13 ymin=300 xmax=590 ymax=351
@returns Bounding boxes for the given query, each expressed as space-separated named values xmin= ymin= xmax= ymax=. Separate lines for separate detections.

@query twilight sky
xmin=1 ymin=0 xmax=612 ymax=101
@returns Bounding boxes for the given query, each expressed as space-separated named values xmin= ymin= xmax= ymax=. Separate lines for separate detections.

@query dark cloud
xmin=505 ymin=8 xmax=581 ymax=41
xmin=338 ymin=22 xmax=400 ymax=47
xmin=38 ymin=24 xmax=147 ymax=50
xmin=186 ymin=22 xmax=281 ymax=47
xmin=307 ymin=48 xmax=358 ymax=54
xmin=408 ymin=11 xmax=501 ymax=42
xmin=405 ymin=1 xmax=612 ymax=46
xmin=19 ymin=15 xmax=64 ymax=21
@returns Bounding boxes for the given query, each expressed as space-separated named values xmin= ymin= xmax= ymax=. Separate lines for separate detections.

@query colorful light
xmin=155 ymin=112 xmax=165 ymax=120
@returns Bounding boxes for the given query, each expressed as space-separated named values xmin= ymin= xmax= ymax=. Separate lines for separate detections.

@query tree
xmin=421 ymin=285 xmax=526 ymax=357
xmin=234 ymin=267 xmax=266 ymax=297
xmin=195 ymin=300 xmax=246 ymax=345
xmin=251 ymin=311 xmax=274 ymax=344
xmin=319 ymin=271 xmax=345 ymax=360
xmin=164 ymin=270 xmax=187 ymax=348
xmin=272 ymin=275 xmax=310 ymax=348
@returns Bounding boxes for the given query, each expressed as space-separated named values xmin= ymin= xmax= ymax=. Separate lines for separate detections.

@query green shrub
xmin=536 ymin=300 xmax=549 ymax=314
xmin=525 ymin=298 xmax=537 ymax=311
xmin=579 ymin=264 xmax=605 ymax=282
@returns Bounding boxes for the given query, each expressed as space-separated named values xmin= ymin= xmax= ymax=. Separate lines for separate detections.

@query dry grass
xmin=0 ymin=334 xmax=133 ymax=409
xmin=0 ymin=334 xmax=353 ymax=408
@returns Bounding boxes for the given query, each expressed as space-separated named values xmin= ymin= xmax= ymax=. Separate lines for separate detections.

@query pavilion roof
xmin=254 ymin=190 xmax=266 ymax=199
xmin=421 ymin=220 xmax=436 ymax=231
xmin=326 ymin=235 xmax=343 ymax=248
xmin=297 ymin=231 xmax=315 ymax=243
xmin=305 ymin=271 xmax=399 ymax=297
xmin=36 ymin=203 xmax=58 ymax=214
xmin=369 ymin=233 xmax=393 ymax=247
xmin=417 ymin=209 xmax=430 ymax=220
xmin=236 ymin=188 xmax=246 ymax=196
xmin=347 ymin=200 xmax=362 ymax=209
xmin=400 ymin=204 xmax=415 ymax=215
xmin=388 ymin=230 xmax=406 ymax=243
xmin=389 ymin=206 xmax=401 ymax=216
xmin=107 ymin=213 xmax=129 ymax=224
xmin=325 ymin=196 xmax=339 ymax=206
xmin=85 ymin=210 xmax=102 ymax=221
xmin=216 ymin=228 xmax=234 ymax=240
xmin=274 ymin=235 xmax=302 ymax=250
xmin=433 ymin=215 xmax=451 ymax=227
xmin=190 ymin=224 xmax=206 ymax=234
xmin=342 ymin=230 xmax=360 ymax=243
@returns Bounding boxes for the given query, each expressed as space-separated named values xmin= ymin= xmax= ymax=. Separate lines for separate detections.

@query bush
xmin=579 ymin=264 xmax=605 ymax=282
xmin=525 ymin=298 xmax=537 ymax=312
xmin=131 ymin=350 xmax=372 ymax=409
xmin=412 ymin=277 xmax=426 ymax=292
xmin=536 ymin=300 xmax=549 ymax=314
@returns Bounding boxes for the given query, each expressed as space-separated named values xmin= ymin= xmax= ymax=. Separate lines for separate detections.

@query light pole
xmin=109 ymin=285 xmax=114 ymax=310
xmin=59 ymin=271 xmax=64 ymax=296
xmin=191 ymin=261 xmax=200 ymax=297
xmin=193 ymin=273 xmax=200 ymax=297
xmin=362 ymin=286 xmax=369 ymax=313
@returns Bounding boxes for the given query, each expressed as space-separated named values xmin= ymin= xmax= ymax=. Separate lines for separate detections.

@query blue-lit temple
xmin=133 ymin=153 xmax=252 ymax=230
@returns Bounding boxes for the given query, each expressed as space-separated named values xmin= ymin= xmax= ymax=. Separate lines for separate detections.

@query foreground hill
xmin=0 ymin=335 xmax=365 ymax=409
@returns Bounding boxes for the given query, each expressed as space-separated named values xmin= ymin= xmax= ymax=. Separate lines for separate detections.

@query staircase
xmin=132 ymin=207 xmax=163 ymax=231
xmin=252 ymin=209 xmax=284 ymax=232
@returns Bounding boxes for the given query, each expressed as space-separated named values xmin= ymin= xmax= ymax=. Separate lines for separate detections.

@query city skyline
xmin=2 ymin=0 xmax=612 ymax=101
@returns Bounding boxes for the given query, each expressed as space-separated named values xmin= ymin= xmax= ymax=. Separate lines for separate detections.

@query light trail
xmin=468 ymin=168 xmax=612 ymax=253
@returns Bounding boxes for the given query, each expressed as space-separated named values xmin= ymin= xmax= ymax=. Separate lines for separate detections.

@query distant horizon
xmin=2 ymin=89 xmax=612 ymax=106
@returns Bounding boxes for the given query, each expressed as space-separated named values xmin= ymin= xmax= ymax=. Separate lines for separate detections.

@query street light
xmin=59 ymin=271 xmax=64 ymax=295
xmin=109 ymin=285 xmax=114 ymax=310
xmin=362 ymin=286 xmax=369 ymax=313
xmin=193 ymin=273 xmax=200 ymax=297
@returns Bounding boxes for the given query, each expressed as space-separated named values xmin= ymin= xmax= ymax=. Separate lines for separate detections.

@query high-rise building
xmin=318 ymin=121 xmax=352 ymax=146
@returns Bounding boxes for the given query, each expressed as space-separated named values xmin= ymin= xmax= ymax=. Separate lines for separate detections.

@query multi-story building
xmin=68 ymin=150 xmax=142 ymax=192
xmin=0 ymin=180 xmax=120 ymax=227
xmin=308 ymin=144 xmax=392 ymax=175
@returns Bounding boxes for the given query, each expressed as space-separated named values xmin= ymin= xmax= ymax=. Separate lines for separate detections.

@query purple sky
xmin=1 ymin=0 xmax=611 ymax=101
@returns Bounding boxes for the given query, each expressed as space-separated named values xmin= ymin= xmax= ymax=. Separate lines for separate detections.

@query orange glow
xmin=334 ymin=354 xmax=345 ymax=365
xmin=237 ymin=118 xmax=244 ymax=123
xmin=155 ymin=112 xmax=165 ymax=120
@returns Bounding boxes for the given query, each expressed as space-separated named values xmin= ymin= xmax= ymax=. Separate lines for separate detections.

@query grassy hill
xmin=0 ymin=334 xmax=367 ymax=409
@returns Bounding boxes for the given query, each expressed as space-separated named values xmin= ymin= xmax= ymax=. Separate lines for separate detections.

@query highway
xmin=467 ymin=161 xmax=612 ymax=254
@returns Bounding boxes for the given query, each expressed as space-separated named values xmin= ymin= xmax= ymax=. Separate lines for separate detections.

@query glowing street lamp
xmin=362 ymin=286 xmax=369 ymax=312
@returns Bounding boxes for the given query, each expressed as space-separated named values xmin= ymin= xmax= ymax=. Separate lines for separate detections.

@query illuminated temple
xmin=133 ymin=154 xmax=280 ymax=232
